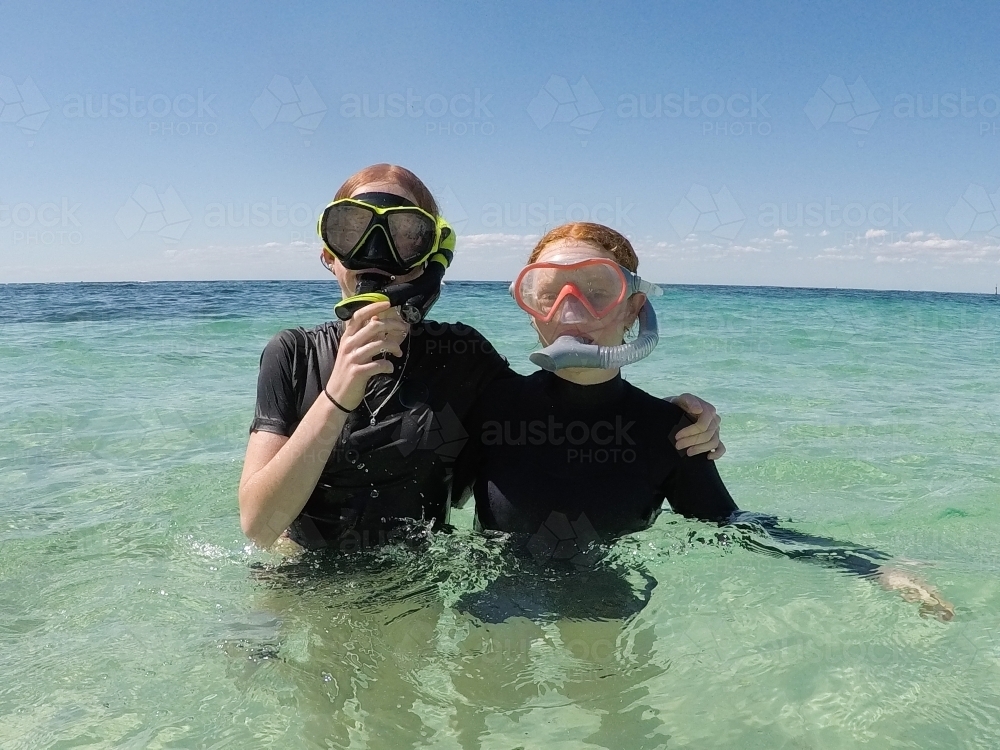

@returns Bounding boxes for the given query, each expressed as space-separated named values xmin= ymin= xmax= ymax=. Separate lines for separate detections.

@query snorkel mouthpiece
xmin=333 ymin=220 xmax=455 ymax=323
xmin=529 ymin=300 xmax=660 ymax=372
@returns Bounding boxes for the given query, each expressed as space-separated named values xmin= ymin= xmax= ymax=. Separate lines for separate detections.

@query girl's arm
xmin=238 ymin=302 xmax=407 ymax=548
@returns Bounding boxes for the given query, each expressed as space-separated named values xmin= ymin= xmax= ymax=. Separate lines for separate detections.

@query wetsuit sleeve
xmin=661 ymin=415 xmax=739 ymax=523
xmin=447 ymin=325 xmax=514 ymax=508
xmin=249 ymin=330 xmax=300 ymax=437
xmin=461 ymin=324 xmax=515 ymax=384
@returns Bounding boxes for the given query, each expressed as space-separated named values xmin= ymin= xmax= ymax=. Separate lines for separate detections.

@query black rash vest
xmin=453 ymin=370 xmax=739 ymax=540
xmin=452 ymin=369 xmax=886 ymax=600
xmin=251 ymin=319 xmax=512 ymax=550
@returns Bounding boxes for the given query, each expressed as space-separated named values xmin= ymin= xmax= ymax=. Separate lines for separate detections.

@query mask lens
xmin=518 ymin=262 xmax=625 ymax=318
xmin=322 ymin=203 xmax=375 ymax=258
xmin=386 ymin=212 xmax=437 ymax=264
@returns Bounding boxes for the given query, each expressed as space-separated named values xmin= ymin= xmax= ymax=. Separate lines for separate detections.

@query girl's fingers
xmin=353 ymin=339 xmax=403 ymax=363
xmin=344 ymin=301 xmax=393 ymax=335
xmin=355 ymin=360 xmax=395 ymax=378
xmin=344 ymin=317 xmax=408 ymax=349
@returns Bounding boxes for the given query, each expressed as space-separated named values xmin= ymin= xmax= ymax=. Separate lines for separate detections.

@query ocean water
xmin=1 ymin=280 xmax=999 ymax=749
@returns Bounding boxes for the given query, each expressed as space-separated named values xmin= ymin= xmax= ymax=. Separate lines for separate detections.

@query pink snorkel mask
xmin=509 ymin=257 xmax=663 ymax=371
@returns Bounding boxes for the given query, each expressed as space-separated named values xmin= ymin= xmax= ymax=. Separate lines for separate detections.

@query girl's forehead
xmin=350 ymin=181 xmax=418 ymax=204
xmin=536 ymin=239 xmax=616 ymax=263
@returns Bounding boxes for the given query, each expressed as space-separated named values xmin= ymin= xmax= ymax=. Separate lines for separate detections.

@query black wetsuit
xmin=453 ymin=370 xmax=738 ymax=538
xmin=451 ymin=370 xmax=887 ymax=623
xmin=251 ymin=319 xmax=512 ymax=550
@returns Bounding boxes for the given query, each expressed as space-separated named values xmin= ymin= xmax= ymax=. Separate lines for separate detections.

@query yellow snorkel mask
xmin=318 ymin=192 xmax=455 ymax=323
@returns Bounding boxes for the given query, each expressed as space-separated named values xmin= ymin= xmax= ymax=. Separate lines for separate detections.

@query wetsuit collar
xmin=542 ymin=369 xmax=625 ymax=407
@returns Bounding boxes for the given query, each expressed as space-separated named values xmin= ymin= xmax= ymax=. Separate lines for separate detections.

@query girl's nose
xmin=554 ymin=295 xmax=591 ymax=324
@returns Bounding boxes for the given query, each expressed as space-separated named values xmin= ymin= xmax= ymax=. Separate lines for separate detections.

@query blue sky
xmin=2 ymin=0 xmax=1000 ymax=292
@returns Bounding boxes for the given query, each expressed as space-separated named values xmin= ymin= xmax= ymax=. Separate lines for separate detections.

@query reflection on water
xmin=237 ymin=528 xmax=676 ymax=748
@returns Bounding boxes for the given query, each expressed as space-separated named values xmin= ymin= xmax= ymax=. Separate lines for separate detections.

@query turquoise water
xmin=1 ymin=281 xmax=999 ymax=749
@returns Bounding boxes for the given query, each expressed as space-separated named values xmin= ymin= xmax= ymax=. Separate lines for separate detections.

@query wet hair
xmin=528 ymin=222 xmax=638 ymax=272
xmin=334 ymin=164 xmax=439 ymax=216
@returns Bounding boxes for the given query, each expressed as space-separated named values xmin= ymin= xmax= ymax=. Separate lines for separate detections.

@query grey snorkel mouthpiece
xmin=529 ymin=300 xmax=660 ymax=372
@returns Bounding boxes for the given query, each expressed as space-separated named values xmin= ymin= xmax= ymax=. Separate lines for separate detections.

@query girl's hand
xmin=325 ymin=301 xmax=409 ymax=410
xmin=877 ymin=566 xmax=955 ymax=622
xmin=672 ymin=393 xmax=725 ymax=459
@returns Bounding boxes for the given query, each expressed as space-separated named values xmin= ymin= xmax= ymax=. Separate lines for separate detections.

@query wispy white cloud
xmin=854 ymin=232 xmax=1000 ymax=264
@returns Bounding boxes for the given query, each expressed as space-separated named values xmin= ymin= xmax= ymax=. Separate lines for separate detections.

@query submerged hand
xmin=671 ymin=393 xmax=725 ymax=459
xmin=877 ymin=566 xmax=955 ymax=622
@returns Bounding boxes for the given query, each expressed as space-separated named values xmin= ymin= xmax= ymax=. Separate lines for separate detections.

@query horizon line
xmin=2 ymin=278 xmax=998 ymax=297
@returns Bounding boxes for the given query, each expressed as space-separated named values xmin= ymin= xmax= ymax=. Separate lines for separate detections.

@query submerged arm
xmin=660 ymin=430 xmax=954 ymax=621
xmin=720 ymin=513 xmax=954 ymax=621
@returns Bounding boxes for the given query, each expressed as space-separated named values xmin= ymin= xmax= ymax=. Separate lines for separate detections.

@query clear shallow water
xmin=1 ymin=280 xmax=999 ymax=749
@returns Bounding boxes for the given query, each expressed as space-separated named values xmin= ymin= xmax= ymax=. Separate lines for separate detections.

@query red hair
xmin=528 ymin=222 xmax=638 ymax=272
xmin=334 ymin=164 xmax=439 ymax=216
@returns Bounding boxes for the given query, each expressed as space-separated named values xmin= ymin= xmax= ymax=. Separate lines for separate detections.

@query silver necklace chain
xmin=362 ymin=339 xmax=410 ymax=426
